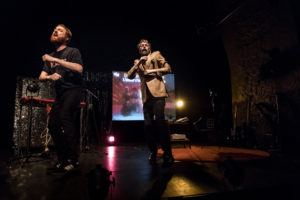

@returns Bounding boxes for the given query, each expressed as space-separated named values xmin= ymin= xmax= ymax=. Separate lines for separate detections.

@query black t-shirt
xmin=42 ymin=47 xmax=83 ymax=91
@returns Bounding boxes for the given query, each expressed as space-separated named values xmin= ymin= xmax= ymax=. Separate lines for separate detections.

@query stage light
xmin=176 ymin=100 xmax=184 ymax=108
xmin=107 ymin=135 xmax=115 ymax=145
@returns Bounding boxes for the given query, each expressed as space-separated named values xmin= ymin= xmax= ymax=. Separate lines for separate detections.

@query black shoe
xmin=63 ymin=159 xmax=79 ymax=172
xmin=162 ymin=154 xmax=174 ymax=167
xmin=64 ymin=163 xmax=75 ymax=172
xmin=148 ymin=153 xmax=157 ymax=165
xmin=47 ymin=161 xmax=65 ymax=171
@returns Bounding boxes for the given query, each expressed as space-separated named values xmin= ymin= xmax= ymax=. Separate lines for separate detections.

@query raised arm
xmin=127 ymin=59 xmax=140 ymax=79
xmin=42 ymin=54 xmax=83 ymax=73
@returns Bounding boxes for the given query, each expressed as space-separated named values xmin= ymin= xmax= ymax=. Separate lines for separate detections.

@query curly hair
xmin=137 ymin=39 xmax=151 ymax=50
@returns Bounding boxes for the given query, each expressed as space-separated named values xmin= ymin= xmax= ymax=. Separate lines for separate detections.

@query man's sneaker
xmin=67 ymin=159 xmax=79 ymax=167
xmin=64 ymin=163 xmax=75 ymax=172
xmin=47 ymin=161 xmax=64 ymax=171
xmin=63 ymin=159 xmax=79 ymax=172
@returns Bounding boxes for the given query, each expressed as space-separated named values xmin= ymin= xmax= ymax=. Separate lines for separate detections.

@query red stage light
xmin=108 ymin=136 xmax=115 ymax=143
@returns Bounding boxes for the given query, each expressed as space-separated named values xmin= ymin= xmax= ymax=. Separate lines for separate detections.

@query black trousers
xmin=143 ymin=93 xmax=172 ymax=156
xmin=48 ymin=87 xmax=82 ymax=162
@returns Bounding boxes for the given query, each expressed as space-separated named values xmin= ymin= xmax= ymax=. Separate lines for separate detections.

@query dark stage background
xmin=2 ymin=0 xmax=300 ymax=153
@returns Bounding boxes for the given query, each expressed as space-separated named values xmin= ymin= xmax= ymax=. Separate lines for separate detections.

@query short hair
xmin=57 ymin=24 xmax=72 ymax=44
xmin=137 ymin=39 xmax=151 ymax=50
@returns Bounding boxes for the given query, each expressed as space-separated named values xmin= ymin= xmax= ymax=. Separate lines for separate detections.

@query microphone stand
xmin=80 ymin=89 xmax=100 ymax=152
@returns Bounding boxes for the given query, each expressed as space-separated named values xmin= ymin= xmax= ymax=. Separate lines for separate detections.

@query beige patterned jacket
xmin=127 ymin=51 xmax=171 ymax=103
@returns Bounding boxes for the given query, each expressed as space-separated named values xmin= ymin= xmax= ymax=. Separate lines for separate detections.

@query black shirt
xmin=42 ymin=47 xmax=83 ymax=92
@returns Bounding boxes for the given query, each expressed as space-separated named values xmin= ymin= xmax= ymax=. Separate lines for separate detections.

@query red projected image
xmin=112 ymin=71 xmax=176 ymax=121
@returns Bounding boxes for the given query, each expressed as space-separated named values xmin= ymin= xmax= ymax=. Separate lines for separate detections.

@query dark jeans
xmin=143 ymin=96 xmax=172 ymax=156
xmin=48 ymin=87 xmax=82 ymax=163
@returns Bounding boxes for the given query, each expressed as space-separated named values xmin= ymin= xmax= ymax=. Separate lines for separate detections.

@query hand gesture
xmin=42 ymin=54 xmax=56 ymax=62
xmin=144 ymin=69 xmax=150 ymax=75
xmin=140 ymin=56 xmax=148 ymax=63
xmin=42 ymin=54 xmax=59 ymax=68
xmin=49 ymin=73 xmax=61 ymax=81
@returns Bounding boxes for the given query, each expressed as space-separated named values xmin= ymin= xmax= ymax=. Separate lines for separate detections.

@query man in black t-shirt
xmin=39 ymin=24 xmax=83 ymax=172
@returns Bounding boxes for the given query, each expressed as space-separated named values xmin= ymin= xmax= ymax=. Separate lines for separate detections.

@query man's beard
xmin=50 ymin=35 xmax=68 ymax=46
xmin=139 ymin=49 xmax=150 ymax=56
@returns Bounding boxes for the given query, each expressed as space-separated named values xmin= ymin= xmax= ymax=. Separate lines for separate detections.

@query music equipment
xmin=20 ymin=97 xmax=86 ymax=107
xmin=18 ymin=97 xmax=86 ymax=161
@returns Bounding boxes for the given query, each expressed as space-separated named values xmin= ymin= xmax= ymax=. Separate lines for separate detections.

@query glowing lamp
xmin=108 ymin=136 xmax=115 ymax=143
xmin=176 ymin=100 xmax=184 ymax=108
xmin=107 ymin=135 xmax=116 ymax=145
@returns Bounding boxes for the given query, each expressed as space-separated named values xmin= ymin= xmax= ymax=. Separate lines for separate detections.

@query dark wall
xmin=221 ymin=0 xmax=300 ymax=151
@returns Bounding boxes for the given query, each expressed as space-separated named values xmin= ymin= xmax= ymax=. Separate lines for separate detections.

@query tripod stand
xmin=80 ymin=89 xmax=101 ymax=152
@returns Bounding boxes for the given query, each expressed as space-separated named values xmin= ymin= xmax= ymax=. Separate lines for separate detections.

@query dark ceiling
xmin=2 ymin=1 xmax=246 ymax=74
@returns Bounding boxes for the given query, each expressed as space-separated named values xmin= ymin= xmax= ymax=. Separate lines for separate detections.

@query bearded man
xmin=39 ymin=24 xmax=83 ymax=172
xmin=127 ymin=39 xmax=174 ymax=167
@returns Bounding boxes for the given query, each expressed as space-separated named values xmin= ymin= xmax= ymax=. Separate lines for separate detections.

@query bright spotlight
xmin=108 ymin=136 xmax=115 ymax=142
xmin=176 ymin=100 xmax=184 ymax=108
xmin=107 ymin=135 xmax=116 ymax=145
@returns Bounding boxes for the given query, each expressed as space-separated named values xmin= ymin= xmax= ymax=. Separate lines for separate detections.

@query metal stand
xmin=80 ymin=89 xmax=101 ymax=152
xmin=40 ymin=107 xmax=52 ymax=153
xmin=24 ymin=95 xmax=34 ymax=162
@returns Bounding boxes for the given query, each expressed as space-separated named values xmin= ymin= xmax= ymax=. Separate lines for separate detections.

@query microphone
xmin=140 ymin=58 xmax=146 ymax=70
xmin=141 ymin=58 xmax=146 ymax=64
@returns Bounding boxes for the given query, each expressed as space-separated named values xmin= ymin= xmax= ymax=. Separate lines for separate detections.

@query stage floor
xmin=1 ymin=143 xmax=299 ymax=200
